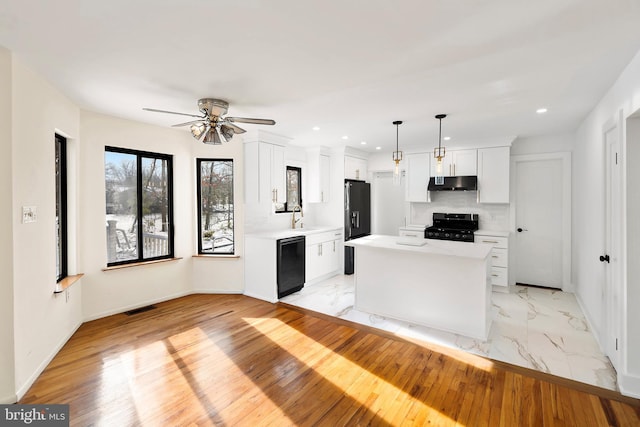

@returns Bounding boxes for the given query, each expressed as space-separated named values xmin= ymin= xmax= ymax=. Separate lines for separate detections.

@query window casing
xmin=105 ymin=146 xmax=174 ymax=266
xmin=276 ymin=166 xmax=302 ymax=213
xmin=196 ymin=159 xmax=234 ymax=254
xmin=55 ymin=134 xmax=67 ymax=282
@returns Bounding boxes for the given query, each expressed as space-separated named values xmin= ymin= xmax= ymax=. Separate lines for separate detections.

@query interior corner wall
xmin=573 ymin=48 xmax=640 ymax=397
xmin=511 ymin=132 xmax=575 ymax=155
xmin=11 ymin=56 xmax=83 ymax=399
xmin=0 ymin=47 xmax=16 ymax=403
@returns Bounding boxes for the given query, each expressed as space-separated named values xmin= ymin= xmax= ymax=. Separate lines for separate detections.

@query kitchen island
xmin=345 ymin=235 xmax=492 ymax=340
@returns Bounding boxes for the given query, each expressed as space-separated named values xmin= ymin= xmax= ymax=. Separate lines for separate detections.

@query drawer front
xmin=399 ymin=230 xmax=424 ymax=238
xmin=489 ymin=247 xmax=508 ymax=268
xmin=306 ymin=229 xmax=342 ymax=246
xmin=490 ymin=266 xmax=508 ymax=287
xmin=476 ymin=235 xmax=508 ymax=248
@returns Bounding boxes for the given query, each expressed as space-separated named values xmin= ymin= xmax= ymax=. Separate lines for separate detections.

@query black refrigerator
xmin=344 ymin=179 xmax=371 ymax=274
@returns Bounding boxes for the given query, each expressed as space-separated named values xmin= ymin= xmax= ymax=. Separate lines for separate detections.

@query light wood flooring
xmin=20 ymin=294 xmax=640 ymax=426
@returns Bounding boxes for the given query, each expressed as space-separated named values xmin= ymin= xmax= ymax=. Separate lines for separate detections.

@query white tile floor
xmin=280 ymin=274 xmax=618 ymax=391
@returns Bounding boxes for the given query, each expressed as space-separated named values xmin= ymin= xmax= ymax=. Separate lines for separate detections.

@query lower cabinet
xmin=475 ymin=232 xmax=511 ymax=292
xmin=306 ymin=229 xmax=343 ymax=283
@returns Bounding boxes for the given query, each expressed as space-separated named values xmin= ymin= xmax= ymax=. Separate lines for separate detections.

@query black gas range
xmin=424 ymin=213 xmax=479 ymax=242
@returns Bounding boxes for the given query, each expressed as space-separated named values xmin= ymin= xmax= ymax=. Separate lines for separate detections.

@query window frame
xmin=105 ymin=146 xmax=175 ymax=267
xmin=55 ymin=134 xmax=68 ymax=282
xmin=196 ymin=158 xmax=235 ymax=255
xmin=276 ymin=165 xmax=302 ymax=213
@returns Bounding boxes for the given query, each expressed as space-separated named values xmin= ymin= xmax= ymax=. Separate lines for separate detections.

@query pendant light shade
xmin=392 ymin=120 xmax=403 ymax=184
xmin=433 ymin=114 xmax=447 ymax=184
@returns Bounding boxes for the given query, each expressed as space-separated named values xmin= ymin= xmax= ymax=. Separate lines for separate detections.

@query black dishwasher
xmin=277 ymin=235 xmax=306 ymax=298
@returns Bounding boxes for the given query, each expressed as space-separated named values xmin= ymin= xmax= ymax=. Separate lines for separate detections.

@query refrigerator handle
xmin=352 ymin=211 xmax=360 ymax=229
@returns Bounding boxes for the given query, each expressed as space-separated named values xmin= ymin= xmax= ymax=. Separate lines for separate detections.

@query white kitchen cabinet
xmin=478 ymin=146 xmax=510 ymax=204
xmin=430 ymin=149 xmax=477 ymax=176
xmin=306 ymin=229 xmax=342 ymax=283
xmin=307 ymin=148 xmax=331 ymax=203
xmin=245 ymin=141 xmax=286 ymax=206
xmin=475 ymin=231 xmax=512 ymax=292
xmin=345 ymin=155 xmax=368 ymax=181
xmin=405 ymin=152 xmax=430 ymax=202
xmin=398 ymin=226 xmax=426 ymax=238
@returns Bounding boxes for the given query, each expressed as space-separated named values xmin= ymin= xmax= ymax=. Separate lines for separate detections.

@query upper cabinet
xmin=345 ymin=155 xmax=368 ymax=181
xmin=405 ymin=152 xmax=430 ymax=202
xmin=307 ymin=148 xmax=331 ymax=203
xmin=430 ymin=149 xmax=477 ymax=176
xmin=244 ymin=130 xmax=291 ymax=210
xmin=477 ymin=146 xmax=510 ymax=204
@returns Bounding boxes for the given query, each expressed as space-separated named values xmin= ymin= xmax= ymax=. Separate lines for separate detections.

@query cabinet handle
xmin=321 ymin=191 xmax=324 ymax=202
xmin=491 ymin=274 xmax=499 ymax=277
xmin=492 ymin=255 xmax=498 ymax=258
xmin=482 ymin=240 xmax=499 ymax=244
xmin=405 ymin=233 xmax=417 ymax=237
xmin=355 ymin=169 xmax=360 ymax=180
xmin=318 ymin=244 xmax=322 ymax=256
xmin=334 ymin=232 xmax=342 ymax=237
xmin=453 ymin=164 xmax=456 ymax=175
xmin=275 ymin=189 xmax=278 ymax=201
xmin=333 ymin=241 xmax=336 ymax=252
xmin=449 ymin=164 xmax=452 ymax=175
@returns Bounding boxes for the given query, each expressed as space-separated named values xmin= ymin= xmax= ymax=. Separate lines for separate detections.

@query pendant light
xmin=433 ymin=114 xmax=447 ymax=185
xmin=392 ymin=120 xmax=403 ymax=185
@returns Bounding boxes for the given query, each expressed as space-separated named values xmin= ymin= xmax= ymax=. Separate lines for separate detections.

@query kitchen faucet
xmin=291 ymin=204 xmax=303 ymax=229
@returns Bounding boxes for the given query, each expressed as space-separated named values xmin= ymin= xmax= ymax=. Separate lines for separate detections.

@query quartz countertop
xmin=245 ymin=226 xmax=342 ymax=240
xmin=346 ymin=234 xmax=492 ymax=260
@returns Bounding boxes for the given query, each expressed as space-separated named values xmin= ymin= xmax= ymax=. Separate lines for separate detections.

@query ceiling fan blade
xmin=222 ymin=122 xmax=247 ymax=134
xmin=226 ymin=117 xmax=276 ymax=126
xmin=172 ymin=120 xmax=205 ymax=127
xmin=143 ymin=107 xmax=203 ymax=119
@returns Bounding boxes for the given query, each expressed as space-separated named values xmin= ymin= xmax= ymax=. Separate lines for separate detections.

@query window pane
xmin=286 ymin=167 xmax=301 ymax=211
xmin=105 ymin=151 xmax=139 ymax=263
xmin=199 ymin=160 xmax=234 ymax=254
xmin=141 ymin=157 xmax=170 ymax=259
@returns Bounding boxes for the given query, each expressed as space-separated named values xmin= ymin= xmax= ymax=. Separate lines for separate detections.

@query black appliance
xmin=427 ymin=175 xmax=477 ymax=191
xmin=277 ymin=235 xmax=306 ymax=298
xmin=344 ymin=179 xmax=371 ymax=274
xmin=425 ymin=213 xmax=479 ymax=242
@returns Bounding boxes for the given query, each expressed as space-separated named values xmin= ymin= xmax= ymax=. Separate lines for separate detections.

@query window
xmin=197 ymin=159 xmax=234 ymax=254
xmin=105 ymin=147 xmax=174 ymax=266
xmin=275 ymin=166 xmax=302 ymax=213
xmin=55 ymin=134 xmax=67 ymax=282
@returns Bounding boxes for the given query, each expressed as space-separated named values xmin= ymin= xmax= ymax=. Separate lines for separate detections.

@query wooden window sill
xmin=54 ymin=274 xmax=84 ymax=293
xmin=102 ymin=257 xmax=183 ymax=271
xmin=192 ymin=254 xmax=240 ymax=259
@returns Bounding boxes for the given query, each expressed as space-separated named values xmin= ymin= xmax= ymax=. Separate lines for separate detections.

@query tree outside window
xmin=197 ymin=159 xmax=234 ymax=254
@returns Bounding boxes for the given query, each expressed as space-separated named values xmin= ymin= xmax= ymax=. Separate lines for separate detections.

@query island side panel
xmin=353 ymin=245 xmax=491 ymax=340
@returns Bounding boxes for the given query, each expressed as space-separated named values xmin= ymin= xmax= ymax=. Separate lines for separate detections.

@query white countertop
xmin=245 ymin=226 xmax=342 ymax=240
xmin=345 ymin=234 xmax=492 ymax=260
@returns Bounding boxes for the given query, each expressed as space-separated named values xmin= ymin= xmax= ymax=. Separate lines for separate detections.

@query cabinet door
xmin=319 ymin=154 xmax=330 ymax=202
xmin=271 ymin=144 xmax=286 ymax=204
xmin=478 ymin=146 xmax=510 ymax=203
xmin=326 ymin=239 xmax=341 ymax=273
xmin=305 ymin=243 xmax=323 ymax=283
xmin=345 ymin=156 xmax=367 ymax=180
xmin=405 ymin=153 xmax=430 ymax=202
xmin=258 ymin=142 xmax=273 ymax=203
xmin=452 ymin=149 xmax=477 ymax=176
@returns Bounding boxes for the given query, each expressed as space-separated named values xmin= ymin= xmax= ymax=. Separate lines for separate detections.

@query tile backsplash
xmin=410 ymin=191 xmax=509 ymax=231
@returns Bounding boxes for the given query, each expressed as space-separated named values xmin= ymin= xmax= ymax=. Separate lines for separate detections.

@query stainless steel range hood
xmin=428 ymin=175 xmax=478 ymax=191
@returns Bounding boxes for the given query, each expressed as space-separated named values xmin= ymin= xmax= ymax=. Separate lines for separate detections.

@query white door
xmin=603 ymin=119 xmax=622 ymax=370
xmin=371 ymin=171 xmax=406 ymax=235
xmin=514 ymin=158 xmax=564 ymax=288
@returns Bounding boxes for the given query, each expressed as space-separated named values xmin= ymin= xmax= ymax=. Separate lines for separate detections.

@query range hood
xmin=428 ymin=175 xmax=478 ymax=191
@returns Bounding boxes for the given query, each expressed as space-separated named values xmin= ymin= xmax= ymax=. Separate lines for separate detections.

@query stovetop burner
xmin=425 ymin=213 xmax=479 ymax=242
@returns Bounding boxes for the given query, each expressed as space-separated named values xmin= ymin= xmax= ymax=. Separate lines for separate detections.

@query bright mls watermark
xmin=0 ymin=405 xmax=69 ymax=426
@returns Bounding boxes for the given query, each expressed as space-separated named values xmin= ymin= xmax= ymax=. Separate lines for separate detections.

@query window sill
xmin=102 ymin=257 xmax=183 ymax=271
xmin=54 ymin=274 xmax=84 ymax=294
xmin=192 ymin=254 xmax=240 ymax=259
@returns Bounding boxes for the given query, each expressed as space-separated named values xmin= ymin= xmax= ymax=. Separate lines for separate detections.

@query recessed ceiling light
xmin=536 ymin=108 xmax=548 ymax=114
xmin=361 ymin=141 xmax=367 ymax=145
xmin=342 ymin=135 xmax=349 ymax=140
xmin=312 ymin=126 xmax=320 ymax=131
xmin=376 ymin=146 xmax=381 ymax=150
xmin=444 ymin=136 xmax=451 ymax=141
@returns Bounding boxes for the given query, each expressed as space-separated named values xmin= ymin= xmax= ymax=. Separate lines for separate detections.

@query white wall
xmin=511 ymin=132 xmax=575 ymax=155
xmin=0 ymin=47 xmax=16 ymax=403
xmin=11 ymin=57 xmax=84 ymax=398
xmin=574 ymin=48 xmax=640 ymax=397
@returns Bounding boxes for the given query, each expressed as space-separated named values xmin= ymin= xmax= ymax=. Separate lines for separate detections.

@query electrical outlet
xmin=22 ymin=206 xmax=37 ymax=223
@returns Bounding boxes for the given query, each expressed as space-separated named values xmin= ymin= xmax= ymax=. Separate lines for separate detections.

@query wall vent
xmin=124 ymin=305 xmax=157 ymax=316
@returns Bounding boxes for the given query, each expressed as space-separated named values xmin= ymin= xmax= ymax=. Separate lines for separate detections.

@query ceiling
xmin=2 ymin=1 xmax=640 ymax=152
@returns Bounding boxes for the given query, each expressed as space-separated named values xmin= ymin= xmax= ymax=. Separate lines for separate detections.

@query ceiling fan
xmin=143 ymin=98 xmax=276 ymax=145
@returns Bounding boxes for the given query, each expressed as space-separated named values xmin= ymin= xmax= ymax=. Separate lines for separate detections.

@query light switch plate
xmin=22 ymin=206 xmax=37 ymax=223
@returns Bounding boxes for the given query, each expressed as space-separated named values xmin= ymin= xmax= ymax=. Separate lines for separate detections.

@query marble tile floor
xmin=280 ymin=274 xmax=618 ymax=391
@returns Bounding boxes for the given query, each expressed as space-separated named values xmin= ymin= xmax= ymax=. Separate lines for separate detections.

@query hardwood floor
xmin=20 ymin=294 xmax=640 ymax=426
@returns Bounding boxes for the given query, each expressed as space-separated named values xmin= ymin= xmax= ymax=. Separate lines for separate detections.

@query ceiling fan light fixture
xmin=190 ymin=123 xmax=206 ymax=139
xmin=220 ymin=124 xmax=235 ymax=141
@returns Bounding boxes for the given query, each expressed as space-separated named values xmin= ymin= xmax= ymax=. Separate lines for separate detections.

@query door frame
xmin=603 ymin=111 xmax=623 ymax=370
xmin=510 ymin=152 xmax=572 ymax=291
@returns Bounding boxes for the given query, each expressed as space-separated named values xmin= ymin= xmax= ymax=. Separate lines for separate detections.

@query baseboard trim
xmin=0 ymin=392 xmax=18 ymax=404
xmin=619 ymin=372 xmax=640 ymax=398
xmin=574 ymin=291 xmax=605 ymax=352
xmin=83 ymin=290 xmax=192 ymax=322
xmin=191 ymin=289 xmax=243 ymax=295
